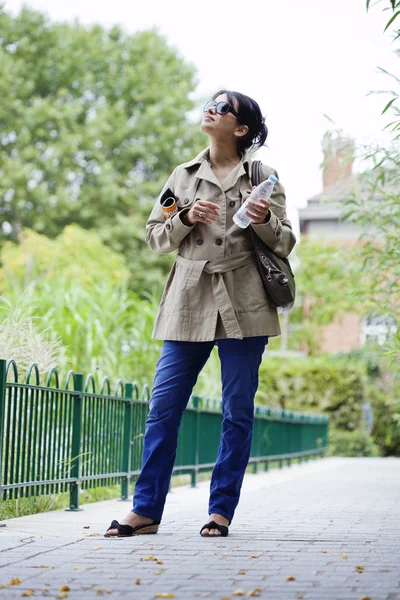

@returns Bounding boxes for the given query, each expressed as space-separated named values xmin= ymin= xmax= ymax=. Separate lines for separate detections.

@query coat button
xmin=215 ymin=238 xmax=223 ymax=246
xmin=229 ymin=200 xmax=235 ymax=207
xmin=184 ymin=198 xmax=190 ymax=205
xmin=166 ymin=223 xmax=171 ymax=231
xmin=196 ymin=239 xmax=203 ymax=246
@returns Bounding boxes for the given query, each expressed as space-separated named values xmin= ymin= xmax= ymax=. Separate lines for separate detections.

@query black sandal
xmin=200 ymin=520 xmax=229 ymax=537
xmin=104 ymin=519 xmax=160 ymax=538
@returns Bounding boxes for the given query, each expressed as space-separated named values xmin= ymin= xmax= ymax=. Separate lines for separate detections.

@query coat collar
xmin=183 ymin=147 xmax=253 ymax=175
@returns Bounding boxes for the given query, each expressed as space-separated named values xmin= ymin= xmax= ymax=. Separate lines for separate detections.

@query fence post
xmin=0 ymin=360 xmax=6 ymax=526
xmin=191 ymin=396 xmax=200 ymax=488
xmin=121 ymin=383 xmax=133 ymax=500
xmin=67 ymin=373 xmax=84 ymax=511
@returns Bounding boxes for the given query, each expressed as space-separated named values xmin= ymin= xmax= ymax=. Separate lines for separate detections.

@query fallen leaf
xmin=96 ymin=590 xmax=112 ymax=596
xmin=10 ymin=578 xmax=22 ymax=585
xmin=250 ymin=555 xmax=260 ymax=559
xmin=237 ymin=570 xmax=247 ymax=575
xmin=361 ymin=597 xmax=372 ymax=600
xmin=329 ymin=519 xmax=334 ymax=522
xmin=141 ymin=556 xmax=156 ymax=561
xmin=232 ymin=591 xmax=246 ymax=597
xmin=286 ymin=576 xmax=296 ymax=581
xmin=156 ymin=560 xmax=164 ymax=565
xmin=60 ymin=586 xmax=70 ymax=592
xmin=73 ymin=567 xmax=90 ymax=571
xmin=39 ymin=565 xmax=50 ymax=569
xmin=94 ymin=547 xmax=103 ymax=551
xmin=136 ymin=579 xmax=141 ymax=585
xmin=321 ymin=550 xmax=327 ymax=554
xmin=378 ymin=568 xmax=390 ymax=572
xmin=21 ymin=591 xmax=35 ymax=597
xmin=154 ymin=595 xmax=176 ymax=599
xmin=58 ymin=595 xmax=68 ymax=599
xmin=221 ymin=597 xmax=231 ymax=600
xmin=154 ymin=571 xmax=162 ymax=576
xmin=354 ymin=565 xmax=365 ymax=573
xmin=0 ymin=585 xmax=7 ymax=589
xmin=83 ymin=526 xmax=90 ymax=529
xmin=248 ymin=589 xmax=262 ymax=597
xmin=342 ymin=554 xmax=348 ymax=559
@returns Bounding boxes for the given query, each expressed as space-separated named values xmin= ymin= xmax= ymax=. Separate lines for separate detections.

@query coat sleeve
xmin=145 ymin=168 xmax=195 ymax=254
xmin=250 ymin=167 xmax=296 ymax=259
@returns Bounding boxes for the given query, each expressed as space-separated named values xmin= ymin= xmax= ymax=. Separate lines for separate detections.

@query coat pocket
xmin=175 ymin=178 xmax=202 ymax=209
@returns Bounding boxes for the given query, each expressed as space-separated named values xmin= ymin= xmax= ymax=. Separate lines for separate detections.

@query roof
xmin=306 ymin=174 xmax=360 ymax=204
xmin=299 ymin=173 xmax=385 ymax=223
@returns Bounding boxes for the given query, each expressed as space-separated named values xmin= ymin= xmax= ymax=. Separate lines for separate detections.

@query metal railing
xmin=0 ymin=359 xmax=329 ymax=510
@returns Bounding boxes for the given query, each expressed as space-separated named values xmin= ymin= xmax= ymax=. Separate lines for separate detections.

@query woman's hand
xmin=184 ymin=200 xmax=220 ymax=226
xmin=246 ymin=188 xmax=271 ymax=224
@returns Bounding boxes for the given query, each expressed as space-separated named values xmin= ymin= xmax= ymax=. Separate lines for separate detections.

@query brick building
xmin=297 ymin=132 xmax=395 ymax=353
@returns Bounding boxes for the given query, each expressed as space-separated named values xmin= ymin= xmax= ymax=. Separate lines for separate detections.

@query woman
xmin=105 ymin=90 xmax=296 ymax=538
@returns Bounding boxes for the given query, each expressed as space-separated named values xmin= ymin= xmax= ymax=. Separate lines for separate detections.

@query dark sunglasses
xmin=203 ymin=100 xmax=241 ymax=121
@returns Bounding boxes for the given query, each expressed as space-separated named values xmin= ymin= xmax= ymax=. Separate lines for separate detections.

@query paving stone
xmin=0 ymin=458 xmax=400 ymax=599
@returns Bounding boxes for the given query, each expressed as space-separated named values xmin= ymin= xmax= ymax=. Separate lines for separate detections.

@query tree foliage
xmin=0 ymin=6 xmax=206 ymax=291
xmin=343 ymin=0 xmax=400 ymax=370
xmin=0 ymin=225 xmax=130 ymax=292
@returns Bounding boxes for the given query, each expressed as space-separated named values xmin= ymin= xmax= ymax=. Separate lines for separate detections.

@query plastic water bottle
xmin=233 ymin=174 xmax=278 ymax=228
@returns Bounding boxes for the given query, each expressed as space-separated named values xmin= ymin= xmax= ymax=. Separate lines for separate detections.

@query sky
xmin=4 ymin=0 xmax=399 ymax=231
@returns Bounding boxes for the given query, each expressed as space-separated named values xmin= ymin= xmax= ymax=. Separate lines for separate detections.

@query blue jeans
xmin=132 ymin=336 xmax=268 ymax=523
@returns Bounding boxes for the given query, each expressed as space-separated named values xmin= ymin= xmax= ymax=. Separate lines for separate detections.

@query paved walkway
xmin=0 ymin=458 xmax=399 ymax=600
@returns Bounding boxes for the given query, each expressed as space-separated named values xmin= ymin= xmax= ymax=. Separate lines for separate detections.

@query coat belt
xmin=175 ymin=251 xmax=255 ymax=339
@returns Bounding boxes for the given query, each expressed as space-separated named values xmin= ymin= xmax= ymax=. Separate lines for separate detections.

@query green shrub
xmin=327 ymin=429 xmax=381 ymax=457
xmin=256 ymin=356 xmax=366 ymax=431
xmin=369 ymin=385 xmax=400 ymax=457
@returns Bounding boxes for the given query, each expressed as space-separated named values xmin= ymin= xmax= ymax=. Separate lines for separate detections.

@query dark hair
xmin=212 ymin=89 xmax=268 ymax=153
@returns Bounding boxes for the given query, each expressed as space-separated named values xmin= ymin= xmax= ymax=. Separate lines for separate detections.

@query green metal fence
xmin=0 ymin=359 xmax=329 ymax=510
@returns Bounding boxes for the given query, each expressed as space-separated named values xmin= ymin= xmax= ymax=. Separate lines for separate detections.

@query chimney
xmin=322 ymin=131 xmax=354 ymax=189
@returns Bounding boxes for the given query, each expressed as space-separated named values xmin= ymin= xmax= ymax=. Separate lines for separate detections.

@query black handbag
xmin=249 ymin=160 xmax=295 ymax=312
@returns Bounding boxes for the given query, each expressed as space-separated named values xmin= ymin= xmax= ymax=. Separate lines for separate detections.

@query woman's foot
xmin=200 ymin=513 xmax=230 ymax=536
xmin=104 ymin=511 xmax=154 ymax=537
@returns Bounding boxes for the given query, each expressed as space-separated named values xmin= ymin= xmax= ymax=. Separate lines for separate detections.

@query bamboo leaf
xmin=383 ymin=10 xmax=400 ymax=31
xmin=381 ymin=97 xmax=397 ymax=114
xmin=377 ymin=66 xmax=400 ymax=83
xmin=383 ymin=120 xmax=398 ymax=130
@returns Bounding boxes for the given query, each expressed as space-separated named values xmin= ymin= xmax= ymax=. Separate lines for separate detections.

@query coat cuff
xmin=251 ymin=211 xmax=282 ymax=248
xmin=164 ymin=208 xmax=195 ymax=244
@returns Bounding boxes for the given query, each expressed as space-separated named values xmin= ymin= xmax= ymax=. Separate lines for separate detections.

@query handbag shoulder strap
xmin=251 ymin=160 xmax=263 ymax=188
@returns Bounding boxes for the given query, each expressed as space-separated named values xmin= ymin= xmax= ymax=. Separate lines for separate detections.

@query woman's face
xmin=200 ymin=93 xmax=242 ymax=141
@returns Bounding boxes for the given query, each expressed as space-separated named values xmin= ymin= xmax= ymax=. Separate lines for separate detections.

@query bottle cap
xmin=268 ymin=175 xmax=278 ymax=184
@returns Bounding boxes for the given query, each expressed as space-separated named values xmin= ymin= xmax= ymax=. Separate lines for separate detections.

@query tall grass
xmin=0 ymin=280 xmax=223 ymax=396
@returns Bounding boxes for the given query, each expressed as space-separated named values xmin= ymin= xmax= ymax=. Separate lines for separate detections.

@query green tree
xmin=0 ymin=6 xmax=206 ymax=291
xmin=265 ymin=238 xmax=372 ymax=355
xmin=343 ymin=1 xmax=400 ymax=367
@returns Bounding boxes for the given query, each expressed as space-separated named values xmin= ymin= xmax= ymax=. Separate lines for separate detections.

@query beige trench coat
xmin=145 ymin=148 xmax=296 ymax=342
